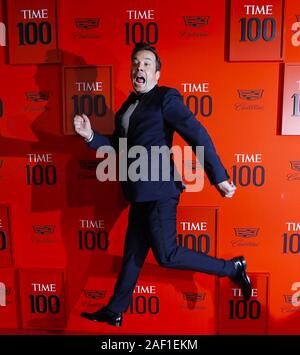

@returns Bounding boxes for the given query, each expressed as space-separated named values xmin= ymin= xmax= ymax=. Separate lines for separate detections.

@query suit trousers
xmin=107 ymin=194 xmax=235 ymax=313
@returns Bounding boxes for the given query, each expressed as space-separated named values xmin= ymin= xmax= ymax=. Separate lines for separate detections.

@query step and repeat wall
xmin=0 ymin=0 xmax=300 ymax=335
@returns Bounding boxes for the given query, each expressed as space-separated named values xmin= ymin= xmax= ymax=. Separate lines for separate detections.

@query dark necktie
xmin=121 ymin=99 xmax=139 ymax=136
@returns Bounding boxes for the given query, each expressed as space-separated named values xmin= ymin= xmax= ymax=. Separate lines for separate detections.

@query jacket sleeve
xmin=162 ymin=88 xmax=229 ymax=185
xmin=86 ymin=116 xmax=119 ymax=152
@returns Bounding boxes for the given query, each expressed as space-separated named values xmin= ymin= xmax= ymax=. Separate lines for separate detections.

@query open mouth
xmin=135 ymin=76 xmax=146 ymax=84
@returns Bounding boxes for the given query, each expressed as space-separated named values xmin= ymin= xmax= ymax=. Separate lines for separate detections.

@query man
xmin=74 ymin=42 xmax=252 ymax=327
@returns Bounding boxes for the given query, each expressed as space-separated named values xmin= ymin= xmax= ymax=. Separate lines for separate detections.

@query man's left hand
xmin=216 ymin=180 xmax=236 ymax=198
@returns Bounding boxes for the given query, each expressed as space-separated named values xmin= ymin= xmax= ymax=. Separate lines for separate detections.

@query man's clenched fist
xmin=73 ymin=113 xmax=93 ymax=140
xmin=216 ymin=180 xmax=237 ymax=198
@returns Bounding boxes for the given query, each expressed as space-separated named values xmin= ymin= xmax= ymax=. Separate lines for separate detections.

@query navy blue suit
xmin=87 ymin=85 xmax=234 ymax=313
xmin=88 ymin=85 xmax=229 ymax=202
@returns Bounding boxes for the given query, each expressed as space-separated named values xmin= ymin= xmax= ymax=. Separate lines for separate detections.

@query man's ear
xmin=156 ymin=70 xmax=160 ymax=81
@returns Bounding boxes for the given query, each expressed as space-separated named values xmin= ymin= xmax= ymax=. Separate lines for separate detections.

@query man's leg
xmin=106 ymin=202 xmax=150 ymax=313
xmin=145 ymin=195 xmax=235 ymax=277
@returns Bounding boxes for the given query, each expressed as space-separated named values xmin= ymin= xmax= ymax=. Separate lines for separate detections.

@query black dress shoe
xmin=230 ymin=256 xmax=252 ymax=301
xmin=81 ymin=306 xmax=123 ymax=326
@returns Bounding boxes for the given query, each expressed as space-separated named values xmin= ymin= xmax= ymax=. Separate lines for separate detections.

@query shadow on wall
xmin=30 ymin=49 xmax=130 ymax=318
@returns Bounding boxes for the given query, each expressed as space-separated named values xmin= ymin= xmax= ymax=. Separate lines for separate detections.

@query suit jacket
xmin=87 ymin=85 xmax=229 ymax=202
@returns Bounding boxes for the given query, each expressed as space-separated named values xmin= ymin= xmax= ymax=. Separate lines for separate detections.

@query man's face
xmin=131 ymin=50 xmax=160 ymax=94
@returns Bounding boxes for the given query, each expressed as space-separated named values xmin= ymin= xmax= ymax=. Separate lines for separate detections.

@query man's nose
xmin=137 ymin=63 xmax=144 ymax=71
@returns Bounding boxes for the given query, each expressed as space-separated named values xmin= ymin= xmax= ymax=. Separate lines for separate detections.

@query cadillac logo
xmin=25 ymin=91 xmax=49 ymax=102
xmin=237 ymin=89 xmax=264 ymax=101
xmin=32 ymin=225 xmax=55 ymax=235
xmin=183 ymin=16 xmax=210 ymax=27
xmin=234 ymin=228 xmax=259 ymax=238
xmin=75 ymin=18 xmax=100 ymax=30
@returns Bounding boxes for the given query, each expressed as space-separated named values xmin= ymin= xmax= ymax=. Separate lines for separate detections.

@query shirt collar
xmin=129 ymin=84 xmax=158 ymax=102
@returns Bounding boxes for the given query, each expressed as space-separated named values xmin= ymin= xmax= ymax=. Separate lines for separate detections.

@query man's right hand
xmin=73 ymin=114 xmax=93 ymax=140
xmin=216 ymin=180 xmax=236 ymax=198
